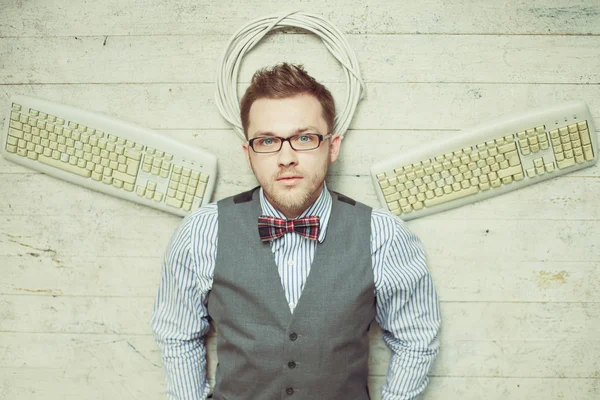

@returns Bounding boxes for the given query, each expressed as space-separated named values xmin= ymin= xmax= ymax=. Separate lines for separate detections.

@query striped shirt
xmin=151 ymin=185 xmax=441 ymax=400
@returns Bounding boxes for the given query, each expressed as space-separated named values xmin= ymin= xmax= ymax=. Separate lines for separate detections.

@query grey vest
xmin=207 ymin=187 xmax=376 ymax=400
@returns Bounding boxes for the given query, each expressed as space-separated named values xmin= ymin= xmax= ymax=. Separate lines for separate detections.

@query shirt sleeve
xmin=150 ymin=204 xmax=218 ymax=400
xmin=371 ymin=210 xmax=441 ymax=400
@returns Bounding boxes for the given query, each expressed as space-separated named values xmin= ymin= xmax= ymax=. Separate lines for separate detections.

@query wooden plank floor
xmin=1 ymin=1 xmax=599 ymax=399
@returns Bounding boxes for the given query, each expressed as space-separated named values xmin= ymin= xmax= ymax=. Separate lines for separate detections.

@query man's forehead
xmin=246 ymin=95 xmax=328 ymax=139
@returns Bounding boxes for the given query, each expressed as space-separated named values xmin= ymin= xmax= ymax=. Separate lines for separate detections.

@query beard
xmin=250 ymin=156 xmax=330 ymax=218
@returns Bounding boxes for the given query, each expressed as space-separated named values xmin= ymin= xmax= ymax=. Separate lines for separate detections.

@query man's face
xmin=242 ymin=94 xmax=341 ymax=218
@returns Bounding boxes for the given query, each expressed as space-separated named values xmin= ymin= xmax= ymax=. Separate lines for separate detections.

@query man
xmin=151 ymin=63 xmax=441 ymax=400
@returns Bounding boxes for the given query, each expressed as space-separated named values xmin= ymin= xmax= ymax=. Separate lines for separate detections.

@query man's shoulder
xmin=370 ymin=208 xmax=416 ymax=240
xmin=371 ymin=207 xmax=401 ymax=224
xmin=181 ymin=202 xmax=219 ymax=230
xmin=217 ymin=187 xmax=260 ymax=207
xmin=183 ymin=186 xmax=259 ymax=225
xmin=329 ymin=191 xmax=371 ymax=211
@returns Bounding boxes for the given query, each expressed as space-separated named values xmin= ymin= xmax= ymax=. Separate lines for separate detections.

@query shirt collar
xmin=259 ymin=183 xmax=332 ymax=243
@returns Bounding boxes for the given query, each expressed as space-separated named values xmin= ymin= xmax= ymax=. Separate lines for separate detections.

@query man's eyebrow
xmin=295 ymin=126 xmax=321 ymax=133
xmin=252 ymin=126 xmax=321 ymax=137
xmin=252 ymin=131 xmax=277 ymax=137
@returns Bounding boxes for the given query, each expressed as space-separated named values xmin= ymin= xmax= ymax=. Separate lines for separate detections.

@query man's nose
xmin=277 ymin=140 xmax=298 ymax=167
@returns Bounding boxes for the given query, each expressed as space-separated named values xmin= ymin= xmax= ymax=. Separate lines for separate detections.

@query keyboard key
xmin=124 ymin=147 xmax=142 ymax=161
xmin=579 ymin=129 xmax=591 ymax=145
xmin=557 ymin=157 xmax=575 ymax=169
xmin=113 ymin=170 xmax=136 ymax=184
xmin=583 ymin=144 xmax=594 ymax=160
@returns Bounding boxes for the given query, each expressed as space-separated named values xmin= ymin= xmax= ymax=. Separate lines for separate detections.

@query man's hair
xmin=240 ymin=63 xmax=335 ymax=138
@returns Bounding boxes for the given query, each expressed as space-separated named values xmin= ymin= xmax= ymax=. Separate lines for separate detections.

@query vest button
xmin=289 ymin=332 xmax=298 ymax=341
xmin=286 ymin=387 xmax=294 ymax=395
xmin=288 ymin=361 xmax=296 ymax=369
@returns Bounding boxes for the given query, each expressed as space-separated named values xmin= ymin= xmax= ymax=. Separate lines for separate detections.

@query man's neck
xmin=264 ymin=184 xmax=325 ymax=219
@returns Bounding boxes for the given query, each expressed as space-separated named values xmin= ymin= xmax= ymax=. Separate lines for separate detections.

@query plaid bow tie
xmin=258 ymin=216 xmax=320 ymax=242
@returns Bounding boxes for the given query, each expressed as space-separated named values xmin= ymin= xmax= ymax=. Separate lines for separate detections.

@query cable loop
xmin=215 ymin=10 xmax=365 ymax=141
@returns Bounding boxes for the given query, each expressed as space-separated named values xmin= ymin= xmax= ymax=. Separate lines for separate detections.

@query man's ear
xmin=329 ymin=134 xmax=342 ymax=163
xmin=242 ymin=142 xmax=252 ymax=169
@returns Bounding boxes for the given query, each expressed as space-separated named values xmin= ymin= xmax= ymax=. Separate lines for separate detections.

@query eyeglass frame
xmin=247 ymin=132 xmax=334 ymax=153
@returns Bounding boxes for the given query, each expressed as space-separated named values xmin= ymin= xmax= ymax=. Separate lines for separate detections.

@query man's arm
xmin=371 ymin=210 xmax=441 ymax=400
xmin=151 ymin=205 xmax=218 ymax=400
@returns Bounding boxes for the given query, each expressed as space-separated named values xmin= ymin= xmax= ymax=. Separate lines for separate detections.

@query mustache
xmin=275 ymin=168 xmax=303 ymax=179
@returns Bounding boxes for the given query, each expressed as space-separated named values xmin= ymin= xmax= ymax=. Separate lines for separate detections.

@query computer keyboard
xmin=371 ymin=101 xmax=598 ymax=220
xmin=1 ymin=95 xmax=217 ymax=217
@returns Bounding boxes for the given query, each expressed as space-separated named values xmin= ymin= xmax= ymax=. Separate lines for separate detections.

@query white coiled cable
xmin=214 ymin=10 xmax=366 ymax=142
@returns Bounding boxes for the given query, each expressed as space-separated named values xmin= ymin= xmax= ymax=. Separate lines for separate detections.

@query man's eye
xmin=298 ymin=135 xmax=311 ymax=142
xmin=258 ymin=138 xmax=276 ymax=146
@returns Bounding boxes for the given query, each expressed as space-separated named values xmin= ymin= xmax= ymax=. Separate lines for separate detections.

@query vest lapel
xmin=283 ymin=195 xmax=338 ymax=321
xmin=249 ymin=190 xmax=295 ymax=320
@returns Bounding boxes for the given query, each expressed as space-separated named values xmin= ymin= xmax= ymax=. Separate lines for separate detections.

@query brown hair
xmin=240 ymin=63 xmax=335 ymax=138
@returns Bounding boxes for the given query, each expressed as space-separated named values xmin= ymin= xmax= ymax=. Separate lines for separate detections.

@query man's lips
xmin=277 ymin=176 xmax=302 ymax=181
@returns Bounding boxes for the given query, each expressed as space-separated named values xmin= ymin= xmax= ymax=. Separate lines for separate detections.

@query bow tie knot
xmin=258 ymin=216 xmax=320 ymax=242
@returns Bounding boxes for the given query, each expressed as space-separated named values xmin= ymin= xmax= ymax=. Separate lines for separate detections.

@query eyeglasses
xmin=248 ymin=133 xmax=333 ymax=154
